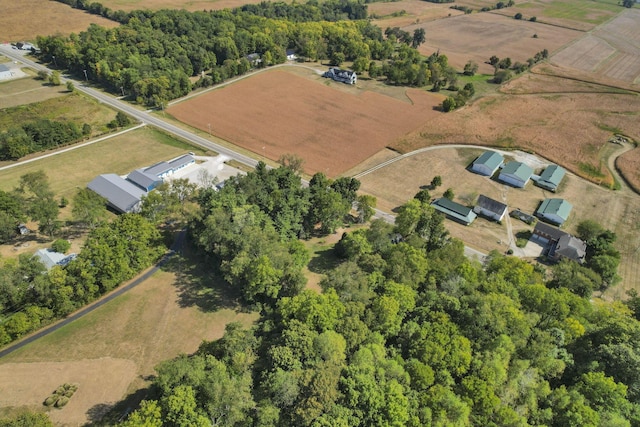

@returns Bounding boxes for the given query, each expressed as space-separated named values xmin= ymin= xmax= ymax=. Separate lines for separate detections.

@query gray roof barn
xmin=144 ymin=161 xmax=172 ymax=178
xmin=87 ymin=174 xmax=145 ymax=213
xmin=127 ymin=169 xmax=162 ymax=192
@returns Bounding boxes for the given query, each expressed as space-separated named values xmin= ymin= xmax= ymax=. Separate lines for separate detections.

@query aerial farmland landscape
xmin=0 ymin=0 xmax=639 ymax=425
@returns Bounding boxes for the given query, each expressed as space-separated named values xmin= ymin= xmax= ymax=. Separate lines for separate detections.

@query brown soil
xmin=167 ymin=68 xmax=444 ymax=177
xmin=617 ymin=147 xmax=640 ymax=193
xmin=405 ymin=12 xmax=583 ymax=73
xmin=98 ymin=0 xmax=276 ymax=12
xmin=393 ymin=85 xmax=640 ymax=188
xmin=0 ymin=0 xmax=118 ymax=42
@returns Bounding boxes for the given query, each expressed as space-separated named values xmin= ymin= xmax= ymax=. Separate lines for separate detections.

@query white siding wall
xmin=499 ymin=174 xmax=525 ymax=188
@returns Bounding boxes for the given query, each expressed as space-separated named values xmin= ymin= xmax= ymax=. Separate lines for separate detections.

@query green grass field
xmin=517 ymin=0 xmax=623 ymax=25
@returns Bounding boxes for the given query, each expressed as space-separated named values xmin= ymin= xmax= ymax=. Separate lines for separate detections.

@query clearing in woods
xmin=0 ymin=245 xmax=258 ymax=425
xmin=167 ymin=68 xmax=444 ymax=177
xmin=0 ymin=0 xmax=118 ymax=42
xmin=357 ymin=146 xmax=640 ymax=300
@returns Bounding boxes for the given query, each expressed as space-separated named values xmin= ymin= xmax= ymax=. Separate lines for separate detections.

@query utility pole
xmin=208 ymin=123 xmax=211 ymax=136
xmin=52 ymin=55 xmax=57 ymax=67
xmin=83 ymin=69 xmax=88 ymax=81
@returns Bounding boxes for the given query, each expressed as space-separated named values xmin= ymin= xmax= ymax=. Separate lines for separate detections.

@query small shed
xmin=474 ymin=194 xmax=507 ymax=222
xmin=17 ymin=224 xmax=30 ymax=235
xmin=536 ymin=165 xmax=565 ymax=192
xmin=34 ymin=249 xmax=77 ymax=270
xmin=536 ymin=198 xmax=573 ymax=225
xmin=471 ymin=151 xmax=504 ymax=176
xmin=431 ymin=198 xmax=477 ymax=225
xmin=499 ymin=161 xmax=533 ymax=188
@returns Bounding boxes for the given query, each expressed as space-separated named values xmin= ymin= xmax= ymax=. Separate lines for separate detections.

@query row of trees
xmin=0 ymin=119 xmax=87 ymax=161
xmin=119 ymin=186 xmax=637 ymax=426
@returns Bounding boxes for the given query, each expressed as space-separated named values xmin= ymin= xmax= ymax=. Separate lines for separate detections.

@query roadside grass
xmin=0 ymin=76 xmax=67 ymax=109
xmin=0 ymin=127 xmax=195 ymax=201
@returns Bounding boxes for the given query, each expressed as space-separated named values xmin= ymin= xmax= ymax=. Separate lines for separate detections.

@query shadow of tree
xmin=161 ymin=242 xmax=243 ymax=313
xmin=307 ymin=248 xmax=341 ymax=275
xmin=89 ymin=384 xmax=155 ymax=426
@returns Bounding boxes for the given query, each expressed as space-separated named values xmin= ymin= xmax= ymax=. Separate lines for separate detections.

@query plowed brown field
xmin=167 ymin=68 xmax=444 ymax=177
xmin=0 ymin=0 xmax=118 ymax=42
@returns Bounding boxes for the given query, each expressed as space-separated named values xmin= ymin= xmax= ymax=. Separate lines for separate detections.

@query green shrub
xmin=55 ymin=396 xmax=69 ymax=408
xmin=43 ymin=396 xmax=57 ymax=407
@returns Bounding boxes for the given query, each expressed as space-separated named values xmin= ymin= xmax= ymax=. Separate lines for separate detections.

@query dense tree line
xmin=0 ymin=213 xmax=164 ymax=345
xmin=0 ymin=119 xmax=86 ymax=160
xmin=118 ymin=176 xmax=638 ymax=426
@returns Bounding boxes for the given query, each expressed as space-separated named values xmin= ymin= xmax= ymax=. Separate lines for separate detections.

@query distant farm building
xmin=15 ymin=42 xmax=35 ymax=51
xmin=474 ymin=194 xmax=507 ymax=222
xmin=34 ymin=249 xmax=77 ymax=270
xmin=532 ymin=222 xmax=586 ymax=264
xmin=286 ymin=49 xmax=297 ymax=61
xmin=431 ymin=197 xmax=477 ymax=225
xmin=499 ymin=161 xmax=533 ymax=188
xmin=536 ymin=165 xmax=566 ymax=192
xmin=536 ymin=198 xmax=573 ymax=225
xmin=470 ymin=151 xmax=504 ymax=176
xmin=323 ymin=68 xmax=357 ymax=85
xmin=0 ymin=64 xmax=13 ymax=80
xmin=17 ymin=224 xmax=30 ymax=235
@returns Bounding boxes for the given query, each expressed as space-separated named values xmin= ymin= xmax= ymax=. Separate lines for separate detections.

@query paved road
xmin=0 ymin=230 xmax=187 ymax=359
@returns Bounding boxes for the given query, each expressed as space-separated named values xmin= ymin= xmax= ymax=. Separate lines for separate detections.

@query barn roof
xmin=432 ymin=198 xmax=477 ymax=224
xmin=0 ymin=64 xmax=10 ymax=72
xmin=87 ymin=174 xmax=144 ymax=213
xmin=533 ymin=221 xmax=568 ymax=241
xmin=501 ymin=161 xmax=534 ymax=181
xmin=127 ymin=169 xmax=160 ymax=190
xmin=473 ymin=151 xmax=504 ymax=170
xmin=539 ymin=165 xmax=566 ymax=186
xmin=475 ymin=194 xmax=507 ymax=215
xmin=555 ymin=234 xmax=587 ymax=262
xmin=537 ymin=198 xmax=573 ymax=221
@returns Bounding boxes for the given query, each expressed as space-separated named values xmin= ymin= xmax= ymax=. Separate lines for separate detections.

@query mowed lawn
xmin=0 ymin=244 xmax=258 ymax=426
xmin=0 ymin=75 xmax=68 ymax=110
xmin=0 ymin=127 xmax=193 ymax=201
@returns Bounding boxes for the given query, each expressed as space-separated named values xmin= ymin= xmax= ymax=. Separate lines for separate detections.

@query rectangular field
xmin=0 ymin=75 xmax=67 ymax=110
xmin=0 ymin=0 xmax=118 ymax=42
xmin=551 ymin=9 xmax=640 ymax=84
xmin=167 ymin=68 xmax=444 ymax=177
xmin=406 ymin=12 xmax=583 ymax=73
xmin=507 ymin=0 xmax=623 ymax=30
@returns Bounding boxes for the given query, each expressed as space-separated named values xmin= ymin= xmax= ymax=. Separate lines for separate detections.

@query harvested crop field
xmin=617 ymin=148 xmax=640 ymax=193
xmin=394 ymin=85 xmax=640 ymax=187
xmin=551 ymin=9 xmax=640 ymax=84
xmin=0 ymin=0 xmax=118 ymax=42
xmin=369 ymin=1 xmax=464 ymax=28
xmin=404 ymin=12 xmax=583 ymax=74
xmin=168 ymin=68 xmax=444 ymax=177
xmin=98 ymin=0 xmax=282 ymax=12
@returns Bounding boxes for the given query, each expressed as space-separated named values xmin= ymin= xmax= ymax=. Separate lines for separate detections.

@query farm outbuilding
xmin=536 ymin=165 xmax=565 ymax=192
xmin=499 ymin=161 xmax=534 ymax=188
xmin=0 ymin=64 xmax=13 ymax=80
xmin=431 ymin=197 xmax=477 ymax=225
xmin=323 ymin=68 xmax=357 ymax=85
xmin=474 ymin=194 xmax=507 ymax=222
xmin=127 ymin=169 xmax=162 ymax=192
xmin=87 ymin=174 xmax=145 ymax=214
xmin=471 ymin=151 xmax=504 ymax=176
xmin=536 ymin=198 xmax=573 ymax=225
xmin=34 ymin=249 xmax=77 ymax=270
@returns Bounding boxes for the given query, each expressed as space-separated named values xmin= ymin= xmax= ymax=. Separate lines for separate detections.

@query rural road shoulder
xmin=0 ymin=229 xmax=187 ymax=359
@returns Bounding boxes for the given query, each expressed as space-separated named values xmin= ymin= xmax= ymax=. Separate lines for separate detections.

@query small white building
xmin=323 ymin=68 xmax=357 ymax=85
xmin=470 ymin=151 xmax=504 ymax=176
xmin=499 ymin=161 xmax=534 ymax=188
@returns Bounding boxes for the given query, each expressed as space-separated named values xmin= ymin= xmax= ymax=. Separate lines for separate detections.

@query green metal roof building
xmin=536 ymin=165 xmax=566 ymax=192
xmin=471 ymin=151 xmax=504 ymax=176
xmin=536 ymin=198 xmax=573 ymax=225
xmin=499 ymin=161 xmax=534 ymax=188
xmin=431 ymin=198 xmax=477 ymax=225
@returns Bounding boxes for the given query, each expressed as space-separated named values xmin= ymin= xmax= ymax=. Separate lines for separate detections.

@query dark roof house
xmin=474 ymin=195 xmax=507 ymax=222
xmin=470 ymin=151 xmax=504 ymax=176
xmin=499 ymin=161 xmax=534 ymax=188
xmin=431 ymin=198 xmax=477 ymax=225
xmin=554 ymin=234 xmax=587 ymax=264
xmin=536 ymin=165 xmax=565 ymax=192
